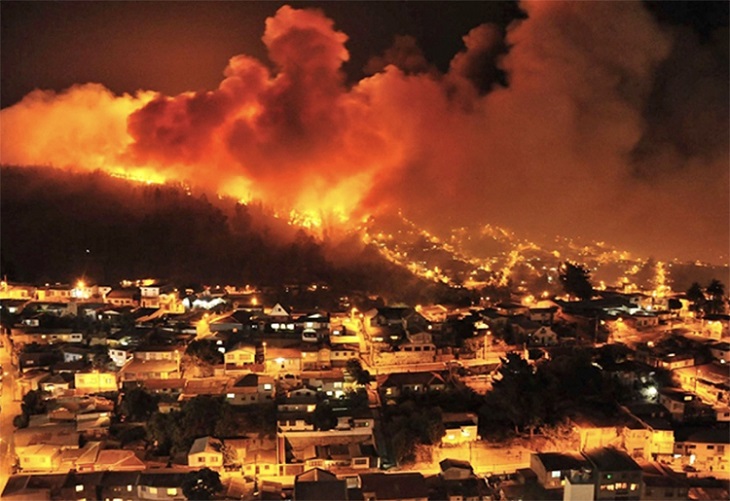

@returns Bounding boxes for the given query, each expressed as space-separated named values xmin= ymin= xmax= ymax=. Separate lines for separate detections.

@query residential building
xmin=359 ymin=472 xmax=429 ymax=501
xmin=441 ymin=412 xmax=478 ymax=446
xmin=673 ymin=427 xmax=729 ymax=474
xmin=188 ymin=436 xmax=224 ymax=469
xmin=530 ymin=452 xmax=588 ymax=490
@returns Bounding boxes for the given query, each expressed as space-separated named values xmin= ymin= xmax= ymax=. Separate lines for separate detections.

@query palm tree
xmin=686 ymin=282 xmax=706 ymax=314
xmin=706 ymin=279 xmax=726 ymax=315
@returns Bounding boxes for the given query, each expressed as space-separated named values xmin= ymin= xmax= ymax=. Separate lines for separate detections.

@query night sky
xmin=1 ymin=1 xmax=728 ymax=263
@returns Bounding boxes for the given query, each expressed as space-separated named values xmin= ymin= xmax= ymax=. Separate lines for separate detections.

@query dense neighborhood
xmin=0 ymin=274 xmax=728 ymax=500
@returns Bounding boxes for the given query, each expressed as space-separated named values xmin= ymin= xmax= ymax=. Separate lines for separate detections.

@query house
xmin=569 ymin=410 xmax=629 ymax=451
xmin=621 ymin=403 xmax=674 ymax=459
xmin=303 ymin=370 xmax=349 ymax=398
xmin=39 ymin=373 xmax=73 ymax=397
xmin=529 ymin=452 xmax=588 ymax=490
xmin=136 ymin=471 xmax=187 ymax=500
xmin=94 ymin=449 xmax=146 ymax=472
xmin=709 ymin=341 xmax=730 ymax=363
xmin=60 ymin=471 xmax=106 ymax=500
xmin=0 ymin=280 xmax=36 ymax=300
xmin=109 ymin=346 xmax=134 ymax=367
xmin=1 ymin=473 xmax=67 ymax=500
xmin=224 ymin=373 xmax=275 ymax=406
xmin=379 ymin=371 xmax=446 ymax=400
xmin=530 ymin=325 xmax=558 ymax=346
xmin=105 ymin=288 xmax=141 ymax=308
xmin=237 ymin=435 xmax=278 ymax=478
xmin=701 ymin=314 xmax=729 ymax=340
xmin=224 ymin=344 xmax=257 ymax=370
xmin=496 ymin=303 xmax=529 ymax=317
xmin=74 ymin=370 xmax=119 ymax=393
xmin=12 ymin=328 xmax=83 ymax=346
xmin=293 ymin=468 xmax=348 ymax=501
xmin=60 ymin=345 xmax=91 ymax=363
xmin=441 ymin=413 xmax=478 ymax=446
xmin=139 ymin=283 xmax=178 ymax=310
xmin=359 ymin=472 xmax=429 ymax=501
xmin=528 ymin=305 xmax=558 ymax=325
xmin=265 ymin=347 xmax=302 ymax=374
xmin=181 ymin=377 xmax=228 ymax=400
xmin=36 ymin=284 xmax=75 ymax=303
xmin=278 ymin=412 xmax=315 ymax=433
xmin=188 ymin=436 xmax=224 ymax=469
xmin=582 ymin=447 xmax=643 ymax=500
xmin=674 ymin=362 xmax=730 ymax=407
xmin=278 ymin=386 xmax=319 ymax=413
xmin=141 ymin=378 xmax=185 ymax=398
xmin=658 ymin=388 xmax=703 ymax=422
xmin=292 ymin=439 xmax=379 ymax=473
xmin=640 ymin=463 xmax=689 ymax=501
xmin=673 ymin=427 xmax=729 ymax=474
xmin=118 ymin=358 xmax=180 ymax=383
xmin=625 ymin=312 xmax=659 ymax=329
xmin=438 ymin=458 xmax=474 ymax=480
xmin=17 ymin=444 xmax=63 ymax=472
xmin=297 ymin=312 xmax=331 ymax=332
xmin=329 ymin=346 xmax=360 ymax=367
xmin=132 ymin=345 xmax=182 ymax=362
xmin=98 ymin=470 xmax=142 ymax=501
xmin=301 ymin=346 xmax=332 ymax=370
xmin=15 ymin=423 xmax=80 ymax=472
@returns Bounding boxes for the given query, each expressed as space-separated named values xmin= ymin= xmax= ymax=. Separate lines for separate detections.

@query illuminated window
xmin=167 ymin=488 xmax=177 ymax=496
xmin=149 ymin=487 xmax=158 ymax=495
xmin=75 ymin=485 xmax=84 ymax=492
xmin=127 ymin=485 xmax=133 ymax=492
xmin=227 ymin=393 xmax=235 ymax=398
xmin=264 ymin=384 xmax=272 ymax=390
xmin=630 ymin=483 xmax=638 ymax=491
xmin=551 ymin=471 xmax=561 ymax=479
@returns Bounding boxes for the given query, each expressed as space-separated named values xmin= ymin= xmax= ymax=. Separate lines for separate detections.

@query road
xmin=0 ymin=333 xmax=20 ymax=494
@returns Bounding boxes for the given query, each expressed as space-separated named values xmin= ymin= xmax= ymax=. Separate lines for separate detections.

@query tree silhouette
xmin=488 ymin=352 xmax=548 ymax=437
xmin=181 ymin=468 xmax=223 ymax=501
xmin=119 ymin=387 xmax=159 ymax=422
xmin=558 ymin=262 xmax=594 ymax=300
xmin=346 ymin=358 xmax=373 ymax=385
xmin=686 ymin=282 xmax=706 ymax=314
xmin=706 ymin=279 xmax=726 ymax=314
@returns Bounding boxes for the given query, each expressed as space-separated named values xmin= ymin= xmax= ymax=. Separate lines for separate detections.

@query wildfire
xmin=109 ymin=167 xmax=165 ymax=185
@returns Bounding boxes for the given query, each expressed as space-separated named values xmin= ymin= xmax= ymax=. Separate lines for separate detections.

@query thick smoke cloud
xmin=0 ymin=2 xmax=727 ymax=263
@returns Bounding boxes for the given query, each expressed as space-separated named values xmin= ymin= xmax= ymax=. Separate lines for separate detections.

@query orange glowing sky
xmin=1 ymin=1 xmax=728 ymax=264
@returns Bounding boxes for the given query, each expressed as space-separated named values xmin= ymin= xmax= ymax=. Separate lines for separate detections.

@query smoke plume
xmin=1 ymin=2 xmax=727 ymax=263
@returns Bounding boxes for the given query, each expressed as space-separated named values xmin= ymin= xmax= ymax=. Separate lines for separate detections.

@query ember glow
xmin=1 ymin=2 xmax=728 ymax=263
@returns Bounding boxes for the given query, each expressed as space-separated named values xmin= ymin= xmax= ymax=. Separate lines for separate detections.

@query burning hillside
xmin=1 ymin=3 xmax=727 ymax=264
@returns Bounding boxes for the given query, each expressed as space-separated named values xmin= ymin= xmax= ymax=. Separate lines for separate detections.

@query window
xmin=75 ymin=485 xmax=84 ymax=492
xmin=198 ymin=457 xmax=205 ymax=463
xmin=719 ymin=445 xmax=725 ymax=454
xmin=167 ymin=488 xmax=177 ymax=496
xmin=263 ymin=383 xmax=272 ymax=391
xmin=708 ymin=445 xmax=715 ymax=450
xmin=630 ymin=483 xmax=638 ymax=491
xmin=127 ymin=485 xmax=133 ymax=492
xmin=551 ymin=471 xmax=561 ymax=479
xmin=149 ymin=487 xmax=158 ymax=495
